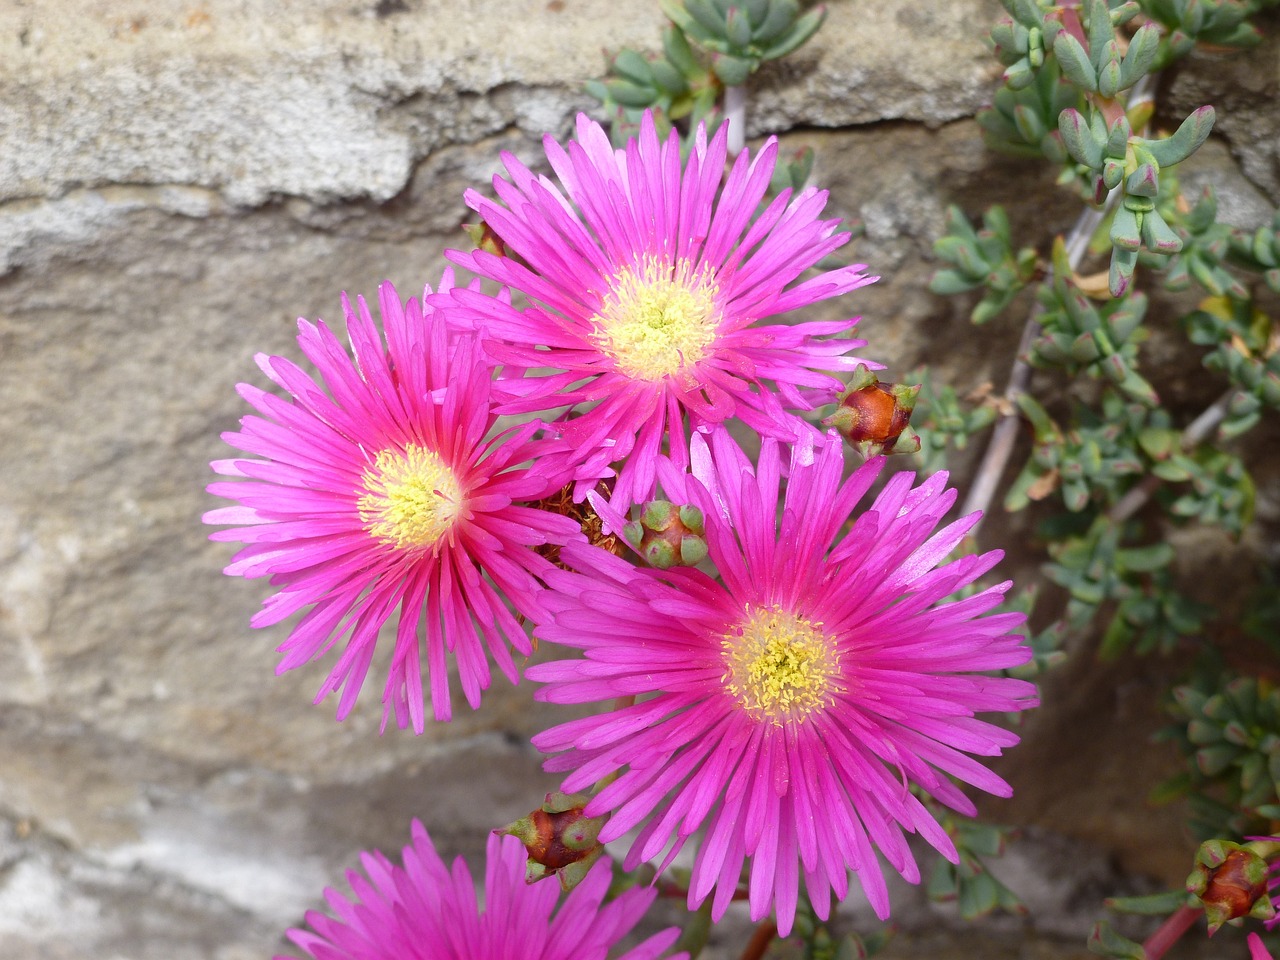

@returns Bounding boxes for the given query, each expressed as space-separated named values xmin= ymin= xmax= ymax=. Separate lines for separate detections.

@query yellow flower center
xmin=721 ymin=605 xmax=838 ymax=724
xmin=589 ymin=257 xmax=720 ymax=380
xmin=357 ymin=444 xmax=463 ymax=552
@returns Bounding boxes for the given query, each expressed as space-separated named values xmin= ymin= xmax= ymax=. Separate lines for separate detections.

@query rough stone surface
xmin=1 ymin=0 xmax=1278 ymax=957
xmin=1167 ymin=12 xmax=1280 ymax=205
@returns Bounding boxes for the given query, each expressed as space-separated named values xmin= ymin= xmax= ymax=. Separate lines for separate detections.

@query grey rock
xmin=1 ymin=0 xmax=1277 ymax=957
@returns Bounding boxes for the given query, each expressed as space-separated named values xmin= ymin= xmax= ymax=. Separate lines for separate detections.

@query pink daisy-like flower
xmin=205 ymin=274 xmax=579 ymax=731
xmin=444 ymin=111 xmax=878 ymax=507
xmin=279 ymin=821 xmax=685 ymax=960
xmin=528 ymin=430 xmax=1039 ymax=934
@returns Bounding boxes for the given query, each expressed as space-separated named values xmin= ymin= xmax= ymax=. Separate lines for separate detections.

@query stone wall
xmin=0 ymin=1 xmax=1277 ymax=957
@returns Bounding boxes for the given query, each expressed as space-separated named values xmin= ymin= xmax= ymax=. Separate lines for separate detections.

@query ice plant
xmin=528 ymin=430 xmax=1038 ymax=934
xmin=278 ymin=821 xmax=684 ymax=960
xmin=204 ymin=275 xmax=579 ymax=732
xmin=444 ymin=110 xmax=879 ymax=508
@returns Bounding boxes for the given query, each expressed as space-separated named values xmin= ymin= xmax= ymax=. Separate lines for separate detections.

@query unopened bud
xmin=495 ymin=792 xmax=607 ymax=892
xmin=1187 ymin=839 xmax=1275 ymax=933
xmin=463 ymin=220 xmax=530 ymax=269
xmin=823 ymin=364 xmax=920 ymax=458
xmin=623 ymin=500 xmax=707 ymax=569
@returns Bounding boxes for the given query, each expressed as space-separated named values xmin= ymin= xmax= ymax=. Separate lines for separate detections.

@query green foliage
xmin=1052 ymin=0 xmax=1156 ymax=98
xmin=978 ymin=56 xmax=1083 ymax=161
xmin=1229 ymin=208 xmax=1280 ymax=294
xmin=992 ymin=0 xmax=1065 ymax=89
xmin=1139 ymin=0 xmax=1264 ymax=66
xmin=790 ymin=897 xmax=893 ymax=959
xmin=1041 ymin=514 xmax=1213 ymax=656
xmin=930 ymin=205 xmax=1039 ymax=324
xmin=1087 ymin=920 xmax=1148 ymax=960
xmin=1159 ymin=677 xmax=1280 ymax=838
xmin=926 ymin=819 xmax=1025 ymax=920
xmin=586 ymin=25 xmax=722 ymax=148
xmin=1006 ymin=589 xmax=1071 ymax=679
xmin=1100 ymin=563 xmax=1214 ymax=656
xmin=1185 ymin=296 xmax=1280 ymax=437
xmin=1031 ymin=238 xmax=1157 ymax=405
xmin=1157 ymin=443 xmax=1255 ymax=534
xmin=932 ymin=0 xmax=1280 ymax=945
xmin=1243 ymin=563 xmax=1280 ymax=653
xmin=587 ymin=1 xmax=828 ymax=148
xmin=1103 ymin=890 xmax=1191 ymax=915
xmin=768 ymin=144 xmax=816 ymax=196
xmin=906 ymin=366 xmax=998 ymax=475
xmin=1159 ymin=186 xmax=1249 ymax=299
xmin=1005 ymin=391 xmax=1148 ymax=513
xmin=1058 ymin=104 xmax=1216 ymax=294
xmin=659 ymin=0 xmax=826 ymax=86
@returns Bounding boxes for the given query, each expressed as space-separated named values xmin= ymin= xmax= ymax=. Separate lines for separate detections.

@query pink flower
xmin=205 ymin=275 xmax=578 ymax=731
xmin=444 ymin=111 xmax=878 ymax=507
xmin=528 ymin=431 xmax=1038 ymax=934
xmin=278 ymin=821 xmax=684 ymax=960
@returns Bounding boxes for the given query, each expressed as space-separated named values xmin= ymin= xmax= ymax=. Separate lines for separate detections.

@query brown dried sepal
xmin=533 ymin=482 xmax=626 ymax=569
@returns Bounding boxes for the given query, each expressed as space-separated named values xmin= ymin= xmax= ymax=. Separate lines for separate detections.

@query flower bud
xmin=1186 ymin=839 xmax=1275 ymax=933
xmin=622 ymin=500 xmax=708 ymax=569
xmin=495 ymin=792 xmax=607 ymax=892
xmin=823 ymin=364 xmax=921 ymax=458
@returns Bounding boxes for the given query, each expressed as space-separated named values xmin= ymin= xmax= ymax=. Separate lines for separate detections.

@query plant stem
xmin=1143 ymin=905 xmax=1202 ymax=960
xmin=739 ymin=919 xmax=776 ymax=960
xmin=958 ymin=201 xmax=1110 ymax=528
xmin=725 ymin=84 xmax=746 ymax=155
xmin=959 ymin=74 xmax=1156 ymax=534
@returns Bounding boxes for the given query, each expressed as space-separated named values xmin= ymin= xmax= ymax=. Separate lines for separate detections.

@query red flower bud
xmin=1187 ymin=840 xmax=1275 ymax=933
xmin=495 ymin=792 xmax=607 ymax=892
xmin=823 ymin=364 xmax=920 ymax=458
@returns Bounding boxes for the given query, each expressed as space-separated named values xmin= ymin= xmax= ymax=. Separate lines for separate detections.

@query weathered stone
xmin=1168 ymin=16 xmax=1280 ymax=205
xmin=1 ymin=0 xmax=1278 ymax=956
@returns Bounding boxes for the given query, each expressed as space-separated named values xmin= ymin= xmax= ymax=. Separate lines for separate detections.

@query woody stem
xmin=739 ymin=919 xmax=777 ymax=960
xmin=1142 ymin=905 xmax=1201 ymax=960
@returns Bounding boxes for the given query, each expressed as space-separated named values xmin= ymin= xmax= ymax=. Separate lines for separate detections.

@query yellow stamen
xmin=358 ymin=444 xmax=463 ymax=552
xmin=590 ymin=256 xmax=720 ymax=380
xmin=721 ymin=605 xmax=837 ymax=724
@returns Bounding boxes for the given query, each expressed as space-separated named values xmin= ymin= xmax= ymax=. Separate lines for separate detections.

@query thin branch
xmin=739 ymin=919 xmax=776 ymax=960
xmin=960 ymin=74 xmax=1156 ymax=533
xmin=1107 ymin=389 xmax=1236 ymax=524
xmin=724 ymin=85 xmax=746 ymax=156
xmin=958 ymin=201 xmax=1111 ymax=526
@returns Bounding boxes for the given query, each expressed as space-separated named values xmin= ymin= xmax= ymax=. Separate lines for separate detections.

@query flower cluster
xmin=278 ymin=823 xmax=682 ymax=960
xmin=206 ymin=111 xmax=1036 ymax=951
xmin=531 ymin=431 xmax=1036 ymax=934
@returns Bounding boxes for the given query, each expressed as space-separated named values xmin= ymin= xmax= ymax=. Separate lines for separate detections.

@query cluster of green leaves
xmin=929 ymin=205 xmax=1039 ymax=325
xmin=922 ymin=14 xmax=1280 ymax=933
xmin=907 ymin=366 xmax=999 ymax=475
xmin=661 ymin=0 xmax=826 ymax=86
xmin=1030 ymin=238 xmax=1156 ymax=403
xmin=1157 ymin=677 xmax=1280 ymax=839
xmin=926 ymin=817 xmax=1026 ymax=920
xmin=1044 ymin=514 xmax=1214 ymax=656
xmin=1142 ymin=0 xmax=1269 ymax=66
xmin=585 ymin=0 xmax=826 ymax=147
xmin=1086 ymin=889 xmax=1190 ymax=960
xmin=926 ymin=0 xmax=1277 ymax=664
xmin=1187 ymin=300 xmax=1280 ymax=432
xmin=789 ymin=897 xmax=894 ymax=960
